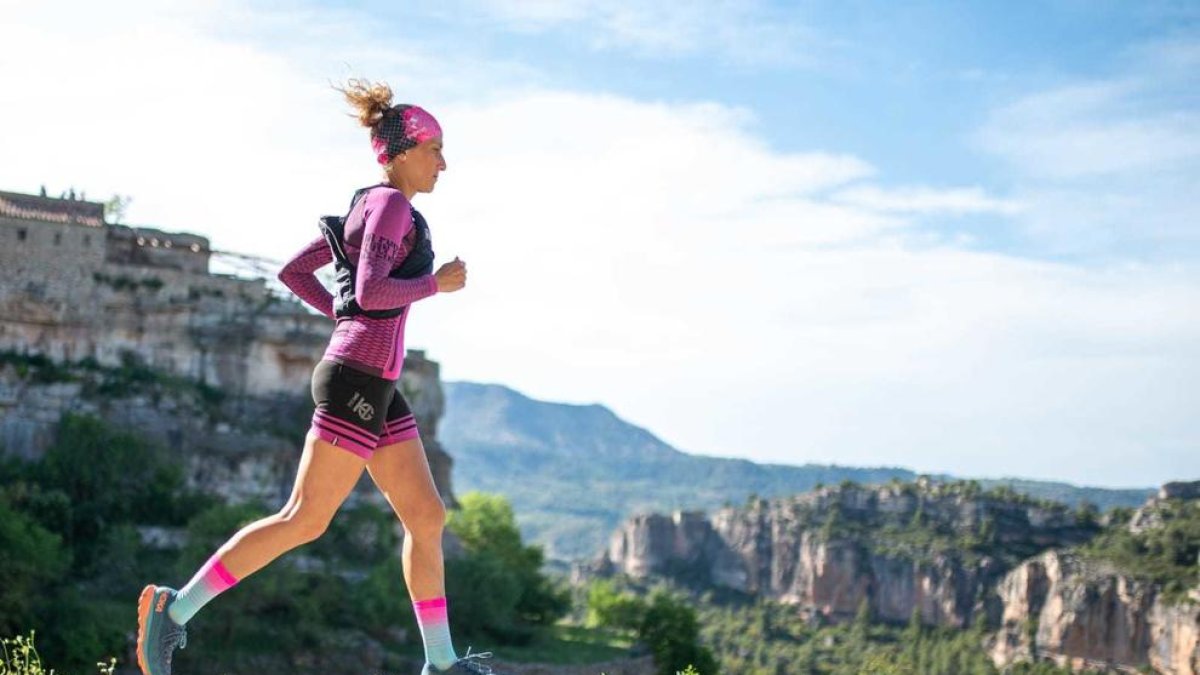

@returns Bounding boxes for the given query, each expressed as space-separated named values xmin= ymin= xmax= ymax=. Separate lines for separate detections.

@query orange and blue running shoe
xmin=136 ymin=585 xmax=188 ymax=675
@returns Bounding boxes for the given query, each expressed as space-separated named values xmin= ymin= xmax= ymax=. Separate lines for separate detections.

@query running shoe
xmin=136 ymin=585 xmax=188 ymax=675
xmin=421 ymin=647 xmax=503 ymax=674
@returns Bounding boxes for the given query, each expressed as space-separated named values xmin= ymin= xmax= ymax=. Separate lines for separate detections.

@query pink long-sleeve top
xmin=278 ymin=185 xmax=438 ymax=380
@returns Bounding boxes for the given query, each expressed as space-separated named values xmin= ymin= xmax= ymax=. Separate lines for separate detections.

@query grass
xmin=0 ymin=626 xmax=634 ymax=675
xmin=172 ymin=621 xmax=636 ymax=672
xmin=0 ymin=633 xmax=114 ymax=675
xmin=488 ymin=623 xmax=634 ymax=664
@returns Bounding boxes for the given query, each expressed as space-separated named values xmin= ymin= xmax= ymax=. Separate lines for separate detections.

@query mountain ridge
xmin=440 ymin=381 xmax=1154 ymax=562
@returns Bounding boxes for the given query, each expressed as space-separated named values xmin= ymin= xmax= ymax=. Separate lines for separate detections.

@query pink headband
xmin=372 ymin=105 xmax=443 ymax=166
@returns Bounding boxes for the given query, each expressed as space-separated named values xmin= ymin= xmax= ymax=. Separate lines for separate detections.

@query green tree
xmin=902 ymin=605 xmax=924 ymax=661
xmin=445 ymin=553 xmax=526 ymax=642
xmin=1076 ymin=501 xmax=1100 ymax=527
xmin=851 ymin=598 xmax=872 ymax=644
xmin=586 ymin=579 xmax=646 ymax=630
xmin=103 ymin=194 xmax=132 ymax=224
xmin=447 ymin=492 xmax=570 ymax=627
xmin=0 ymin=499 xmax=69 ymax=636
xmin=36 ymin=414 xmax=196 ymax=571
xmin=637 ymin=590 xmax=718 ymax=675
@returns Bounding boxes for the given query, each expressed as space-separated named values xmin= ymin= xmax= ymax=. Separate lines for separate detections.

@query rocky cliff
xmin=397 ymin=351 xmax=459 ymax=508
xmin=0 ymin=348 xmax=458 ymax=508
xmin=595 ymin=478 xmax=1200 ymax=673
xmin=989 ymin=485 xmax=1200 ymax=674
xmin=595 ymin=479 xmax=1097 ymax=627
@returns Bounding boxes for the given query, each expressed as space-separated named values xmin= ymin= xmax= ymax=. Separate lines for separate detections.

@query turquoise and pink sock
xmin=168 ymin=554 xmax=239 ymax=625
xmin=414 ymin=596 xmax=457 ymax=669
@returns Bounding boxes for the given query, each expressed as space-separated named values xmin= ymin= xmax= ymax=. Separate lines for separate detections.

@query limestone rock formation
xmin=599 ymin=479 xmax=1200 ymax=672
xmin=989 ymin=551 xmax=1158 ymax=669
xmin=597 ymin=480 xmax=1095 ymax=627
xmin=400 ymin=350 xmax=458 ymax=508
xmin=0 ymin=349 xmax=458 ymax=508
xmin=989 ymin=550 xmax=1199 ymax=674
xmin=1131 ymin=482 xmax=1200 ymax=535
xmin=989 ymin=484 xmax=1200 ymax=674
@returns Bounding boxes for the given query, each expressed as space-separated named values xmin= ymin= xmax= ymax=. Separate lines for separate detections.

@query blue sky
xmin=2 ymin=0 xmax=1197 ymax=487
xmin=358 ymin=3 xmax=1192 ymax=167
xmin=293 ymin=0 xmax=1200 ymax=263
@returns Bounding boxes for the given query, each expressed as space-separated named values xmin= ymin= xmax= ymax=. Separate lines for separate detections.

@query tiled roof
xmin=0 ymin=190 xmax=105 ymax=227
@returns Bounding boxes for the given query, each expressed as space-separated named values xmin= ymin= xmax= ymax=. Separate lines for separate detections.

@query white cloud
xmin=831 ymin=185 xmax=1023 ymax=216
xmin=974 ymin=41 xmax=1200 ymax=260
xmin=977 ymin=80 xmax=1200 ymax=179
xmin=1 ymin=2 xmax=1197 ymax=487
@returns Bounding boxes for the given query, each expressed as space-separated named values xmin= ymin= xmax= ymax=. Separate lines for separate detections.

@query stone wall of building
xmin=105 ymin=223 xmax=211 ymax=273
xmin=0 ymin=189 xmax=329 ymax=396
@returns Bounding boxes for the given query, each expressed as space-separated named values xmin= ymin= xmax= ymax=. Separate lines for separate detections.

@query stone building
xmin=0 ymin=188 xmax=329 ymax=395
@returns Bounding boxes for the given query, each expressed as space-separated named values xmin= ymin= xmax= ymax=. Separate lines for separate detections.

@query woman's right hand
xmin=435 ymin=257 xmax=467 ymax=292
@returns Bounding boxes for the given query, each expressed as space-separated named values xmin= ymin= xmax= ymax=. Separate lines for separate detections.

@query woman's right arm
xmin=278 ymin=236 xmax=336 ymax=319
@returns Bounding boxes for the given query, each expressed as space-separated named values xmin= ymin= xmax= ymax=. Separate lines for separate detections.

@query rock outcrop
xmin=597 ymin=479 xmax=1096 ymax=627
xmin=0 ymin=349 xmax=458 ymax=508
xmin=990 ymin=484 xmax=1200 ymax=674
xmin=1131 ymin=482 xmax=1200 ymax=535
xmin=989 ymin=551 xmax=1199 ymax=674
xmin=990 ymin=551 xmax=1158 ymax=670
xmin=599 ymin=479 xmax=1200 ymax=673
xmin=398 ymin=350 xmax=458 ymax=508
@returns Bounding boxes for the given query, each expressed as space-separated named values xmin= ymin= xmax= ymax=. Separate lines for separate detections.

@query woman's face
xmin=395 ymin=136 xmax=446 ymax=194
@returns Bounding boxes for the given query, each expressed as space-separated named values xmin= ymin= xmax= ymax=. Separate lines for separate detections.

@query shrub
xmin=0 ymin=503 xmax=68 ymax=637
xmin=586 ymin=579 xmax=645 ymax=630
xmin=447 ymin=492 xmax=570 ymax=635
xmin=637 ymin=590 xmax=717 ymax=675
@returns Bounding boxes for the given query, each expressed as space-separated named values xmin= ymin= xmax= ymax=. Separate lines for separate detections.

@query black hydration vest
xmin=318 ymin=185 xmax=435 ymax=319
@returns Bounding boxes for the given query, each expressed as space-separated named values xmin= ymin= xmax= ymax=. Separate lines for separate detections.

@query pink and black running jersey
xmin=278 ymin=185 xmax=438 ymax=380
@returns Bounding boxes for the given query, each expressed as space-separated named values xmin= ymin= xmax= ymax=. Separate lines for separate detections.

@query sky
xmin=1 ymin=0 xmax=1197 ymax=488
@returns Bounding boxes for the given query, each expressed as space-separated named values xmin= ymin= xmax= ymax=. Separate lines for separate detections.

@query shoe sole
xmin=135 ymin=584 xmax=156 ymax=675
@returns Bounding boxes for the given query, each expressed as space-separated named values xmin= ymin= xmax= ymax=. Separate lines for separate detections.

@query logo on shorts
xmin=347 ymin=392 xmax=376 ymax=422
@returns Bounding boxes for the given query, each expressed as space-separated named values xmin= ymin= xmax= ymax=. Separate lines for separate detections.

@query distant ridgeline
xmin=440 ymin=381 xmax=1153 ymax=564
xmin=0 ymin=188 xmax=458 ymax=505
xmin=0 ymin=188 xmax=328 ymax=397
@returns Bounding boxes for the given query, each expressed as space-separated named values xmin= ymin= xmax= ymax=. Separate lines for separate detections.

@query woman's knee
xmin=402 ymin=498 xmax=447 ymax=541
xmin=279 ymin=502 xmax=336 ymax=543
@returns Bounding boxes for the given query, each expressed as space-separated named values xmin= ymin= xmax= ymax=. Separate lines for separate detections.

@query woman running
xmin=136 ymin=79 xmax=499 ymax=675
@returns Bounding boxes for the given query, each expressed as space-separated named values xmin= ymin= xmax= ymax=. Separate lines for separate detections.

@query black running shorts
xmin=309 ymin=360 xmax=419 ymax=458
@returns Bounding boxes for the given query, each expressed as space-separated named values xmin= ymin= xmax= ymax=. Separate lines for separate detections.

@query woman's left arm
xmin=355 ymin=191 xmax=439 ymax=311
